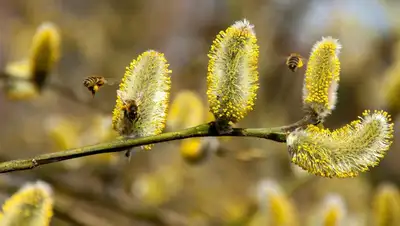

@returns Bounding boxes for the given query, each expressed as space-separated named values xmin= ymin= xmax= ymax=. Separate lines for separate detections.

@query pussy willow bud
xmin=372 ymin=183 xmax=400 ymax=226
xmin=287 ymin=110 xmax=394 ymax=178
xmin=303 ymin=37 xmax=341 ymax=120
xmin=112 ymin=50 xmax=171 ymax=150
xmin=30 ymin=22 xmax=61 ymax=91
xmin=0 ymin=181 xmax=53 ymax=226
xmin=207 ymin=19 xmax=259 ymax=124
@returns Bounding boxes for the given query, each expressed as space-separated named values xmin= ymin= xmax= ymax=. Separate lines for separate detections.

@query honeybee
xmin=117 ymin=90 xmax=144 ymax=123
xmin=286 ymin=53 xmax=306 ymax=72
xmin=83 ymin=76 xmax=117 ymax=97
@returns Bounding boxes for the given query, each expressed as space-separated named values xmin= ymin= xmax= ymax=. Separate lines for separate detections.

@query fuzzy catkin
xmin=112 ymin=50 xmax=171 ymax=149
xmin=30 ymin=22 xmax=61 ymax=91
xmin=303 ymin=37 xmax=341 ymax=120
xmin=207 ymin=19 xmax=259 ymax=123
xmin=287 ymin=110 xmax=394 ymax=178
xmin=0 ymin=181 xmax=54 ymax=226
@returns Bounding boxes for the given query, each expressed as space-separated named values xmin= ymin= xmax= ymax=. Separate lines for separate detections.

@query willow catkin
xmin=318 ymin=194 xmax=347 ymax=226
xmin=207 ymin=19 xmax=259 ymax=124
xmin=112 ymin=50 xmax=171 ymax=150
xmin=29 ymin=22 xmax=61 ymax=91
xmin=0 ymin=181 xmax=54 ymax=226
xmin=287 ymin=110 xmax=394 ymax=178
xmin=303 ymin=36 xmax=341 ymax=120
xmin=372 ymin=183 xmax=400 ymax=226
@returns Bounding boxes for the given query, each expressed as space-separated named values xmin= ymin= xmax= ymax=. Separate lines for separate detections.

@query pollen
xmin=287 ymin=110 xmax=394 ymax=178
xmin=207 ymin=19 xmax=259 ymax=123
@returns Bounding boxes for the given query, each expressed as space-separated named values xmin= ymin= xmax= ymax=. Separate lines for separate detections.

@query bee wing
xmin=102 ymin=77 xmax=119 ymax=86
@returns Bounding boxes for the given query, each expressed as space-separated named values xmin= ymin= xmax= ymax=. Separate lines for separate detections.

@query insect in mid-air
xmin=285 ymin=53 xmax=306 ymax=72
xmin=83 ymin=76 xmax=117 ymax=97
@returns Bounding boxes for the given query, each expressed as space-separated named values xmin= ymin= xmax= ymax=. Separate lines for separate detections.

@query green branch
xmin=0 ymin=117 xmax=313 ymax=174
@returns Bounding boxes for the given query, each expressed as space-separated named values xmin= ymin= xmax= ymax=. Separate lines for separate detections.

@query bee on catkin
xmin=286 ymin=53 xmax=305 ymax=72
xmin=112 ymin=50 xmax=171 ymax=153
xmin=117 ymin=90 xmax=143 ymax=123
xmin=83 ymin=76 xmax=117 ymax=97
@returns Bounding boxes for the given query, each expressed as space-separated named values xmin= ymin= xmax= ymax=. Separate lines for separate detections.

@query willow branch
xmin=0 ymin=117 xmax=313 ymax=173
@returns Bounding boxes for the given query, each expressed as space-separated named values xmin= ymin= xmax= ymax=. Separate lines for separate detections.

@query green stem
xmin=0 ymin=118 xmax=311 ymax=173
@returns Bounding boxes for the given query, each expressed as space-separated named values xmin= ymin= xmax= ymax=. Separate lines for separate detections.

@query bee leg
xmin=125 ymin=149 xmax=132 ymax=162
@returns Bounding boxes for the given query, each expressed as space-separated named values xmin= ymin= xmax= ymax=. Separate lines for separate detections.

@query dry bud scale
xmin=0 ymin=181 xmax=54 ymax=226
xmin=287 ymin=110 xmax=394 ymax=178
xmin=207 ymin=19 xmax=259 ymax=128
xmin=112 ymin=50 xmax=171 ymax=151
xmin=303 ymin=36 xmax=341 ymax=120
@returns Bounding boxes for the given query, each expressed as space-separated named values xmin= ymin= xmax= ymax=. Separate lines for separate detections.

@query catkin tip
xmin=287 ymin=110 xmax=394 ymax=178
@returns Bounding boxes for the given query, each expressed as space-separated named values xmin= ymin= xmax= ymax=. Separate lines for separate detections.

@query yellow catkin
xmin=112 ymin=50 xmax=171 ymax=150
xmin=4 ymin=60 xmax=38 ymax=100
xmin=0 ymin=181 xmax=54 ymax=226
xmin=207 ymin=19 xmax=259 ymax=123
xmin=382 ymin=60 xmax=400 ymax=116
xmin=180 ymin=138 xmax=205 ymax=162
xmin=372 ymin=183 xmax=400 ymax=226
xmin=249 ymin=179 xmax=299 ymax=226
xmin=29 ymin=22 xmax=61 ymax=91
xmin=303 ymin=37 xmax=341 ymax=120
xmin=319 ymin=194 xmax=347 ymax=226
xmin=167 ymin=90 xmax=204 ymax=130
xmin=131 ymin=166 xmax=182 ymax=207
xmin=287 ymin=110 xmax=394 ymax=178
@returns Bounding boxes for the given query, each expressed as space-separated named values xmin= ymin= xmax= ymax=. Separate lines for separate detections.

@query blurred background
xmin=0 ymin=0 xmax=399 ymax=225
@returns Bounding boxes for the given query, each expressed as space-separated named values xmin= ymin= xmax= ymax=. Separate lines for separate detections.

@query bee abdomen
xmin=287 ymin=56 xmax=300 ymax=72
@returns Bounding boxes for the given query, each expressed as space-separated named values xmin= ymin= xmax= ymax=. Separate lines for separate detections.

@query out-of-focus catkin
xmin=317 ymin=194 xmax=347 ymax=226
xmin=0 ymin=181 xmax=53 ymax=226
xmin=112 ymin=50 xmax=171 ymax=150
xmin=249 ymin=179 xmax=298 ymax=226
xmin=287 ymin=110 xmax=394 ymax=178
xmin=303 ymin=37 xmax=341 ymax=120
xmin=167 ymin=90 xmax=204 ymax=130
xmin=382 ymin=42 xmax=400 ymax=116
xmin=372 ymin=183 xmax=400 ymax=226
xmin=3 ymin=22 xmax=60 ymax=99
xmin=29 ymin=22 xmax=61 ymax=91
xmin=207 ymin=19 xmax=259 ymax=124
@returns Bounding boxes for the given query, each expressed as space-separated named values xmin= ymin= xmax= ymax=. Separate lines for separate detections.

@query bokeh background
xmin=0 ymin=0 xmax=399 ymax=225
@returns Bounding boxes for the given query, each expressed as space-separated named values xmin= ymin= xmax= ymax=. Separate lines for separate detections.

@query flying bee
xmin=83 ymin=76 xmax=117 ymax=97
xmin=285 ymin=53 xmax=306 ymax=72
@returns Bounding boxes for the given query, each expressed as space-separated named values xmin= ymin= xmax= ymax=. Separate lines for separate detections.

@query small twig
xmin=0 ymin=118 xmax=313 ymax=173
